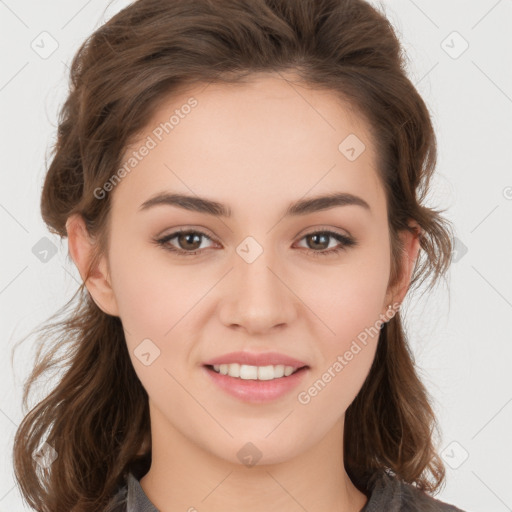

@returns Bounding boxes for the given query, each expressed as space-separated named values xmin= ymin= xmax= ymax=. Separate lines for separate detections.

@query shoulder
xmin=104 ymin=471 xmax=159 ymax=512
xmin=103 ymin=455 xmax=152 ymax=512
xmin=363 ymin=469 xmax=467 ymax=512
xmin=103 ymin=482 xmax=128 ymax=512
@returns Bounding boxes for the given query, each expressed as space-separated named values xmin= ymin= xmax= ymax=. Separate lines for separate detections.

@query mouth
xmin=204 ymin=363 xmax=309 ymax=381
xmin=202 ymin=362 xmax=310 ymax=403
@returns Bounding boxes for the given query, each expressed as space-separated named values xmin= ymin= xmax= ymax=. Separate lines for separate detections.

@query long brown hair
xmin=12 ymin=0 xmax=454 ymax=510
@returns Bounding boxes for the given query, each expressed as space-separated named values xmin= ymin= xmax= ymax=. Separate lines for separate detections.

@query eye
xmin=154 ymin=228 xmax=357 ymax=257
xmin=155 ymin=229 xmax=216 ymax=256
xmin=295 ymin=229 xmax=357 ymax=257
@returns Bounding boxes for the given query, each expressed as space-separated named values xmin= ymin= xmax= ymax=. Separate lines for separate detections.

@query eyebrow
xmin=138 ymin=191 xmax=371 ymax=217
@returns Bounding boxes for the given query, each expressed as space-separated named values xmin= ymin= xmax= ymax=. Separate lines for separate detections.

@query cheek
xmin=108 ymin=234 xmax=193 ymax=337
xmin=300 ymin=233 xmax=390 ymax=402
xmin=107 ymin=236 xmax=210 ymax=385
xmin=107 ymin=243 xmax=197 ymax=401
xmin=296 ymin=255 xmax=389 ymax=419
xmin=312 ymin=238 xmax=391 ymax=340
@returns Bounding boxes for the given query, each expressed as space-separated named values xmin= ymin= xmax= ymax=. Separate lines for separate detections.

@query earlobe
xmin=65 ymin=214 xmax=120 ymax=317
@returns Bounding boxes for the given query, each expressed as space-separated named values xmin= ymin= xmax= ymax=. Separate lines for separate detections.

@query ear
xmin=383 ymin=220 xmax=422 ymax=311
xmin=65 ymin=213 xmax=120 ymax=317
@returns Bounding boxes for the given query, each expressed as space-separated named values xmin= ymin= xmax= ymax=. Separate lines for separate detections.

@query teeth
xmin=211 ymin=363 xmax=299 ymax=380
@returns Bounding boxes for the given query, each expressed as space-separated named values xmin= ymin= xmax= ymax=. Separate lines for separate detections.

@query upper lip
xmin=203 ymin=351 xmax=309 ymax=368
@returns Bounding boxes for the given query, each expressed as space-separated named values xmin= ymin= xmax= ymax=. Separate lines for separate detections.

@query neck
xmin=140 ymin=404 xmax=368 ymax=512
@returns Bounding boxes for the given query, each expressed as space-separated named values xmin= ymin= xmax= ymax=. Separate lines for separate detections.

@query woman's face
xmin=94 ymin=73 xmax=401 ymax=464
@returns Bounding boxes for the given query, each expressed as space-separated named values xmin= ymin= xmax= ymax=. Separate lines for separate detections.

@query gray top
xmin=106 ymin=469 xmax=467 ymax=512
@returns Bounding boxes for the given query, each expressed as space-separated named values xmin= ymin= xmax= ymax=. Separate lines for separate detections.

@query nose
xmin=218 ymin=249 xmax=297 ymax=335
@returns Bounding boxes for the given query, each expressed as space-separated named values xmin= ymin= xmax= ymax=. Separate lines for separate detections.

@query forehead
xmin=112 ymin=73 xmax=384 ymax=218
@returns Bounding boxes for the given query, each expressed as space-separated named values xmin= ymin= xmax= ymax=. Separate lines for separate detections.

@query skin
xmin=66 ymin=72 xmax=420 ymax=512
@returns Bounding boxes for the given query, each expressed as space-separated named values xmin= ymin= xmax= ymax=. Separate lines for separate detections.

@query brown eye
xmin=296 ymin=230 xmax=356 ymax=257
xmin=176 ymin=232 xmax=203 ymax=251
xmin=155 ymin=228 xmax=356 ymax=258
xmin=305 ymin=232 xmax=331 ymax=250
xmin=155 ymin=229 xmax=216 ymax=256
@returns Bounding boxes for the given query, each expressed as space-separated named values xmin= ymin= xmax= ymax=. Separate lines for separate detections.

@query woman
xmin=12 ymin=0 xmax=465 ymax=510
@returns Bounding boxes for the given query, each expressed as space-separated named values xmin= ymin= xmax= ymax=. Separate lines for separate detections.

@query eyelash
xmin=154 ymin=228 xmax=357 ymax=258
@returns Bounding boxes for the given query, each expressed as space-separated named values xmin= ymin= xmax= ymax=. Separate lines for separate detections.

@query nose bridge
xmin=221 ymin=238 xmax=295 ymax=332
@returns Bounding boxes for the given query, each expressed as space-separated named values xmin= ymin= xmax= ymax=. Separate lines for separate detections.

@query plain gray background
xmin=1 ymin=1 xmax=511 ymax=510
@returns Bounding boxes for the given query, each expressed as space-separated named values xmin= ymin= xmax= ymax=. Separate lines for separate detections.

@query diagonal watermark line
xmin=60 ymin=264 xmax=82 ymax=285
xmin=163 ymin=367 xmax=233 ymax=438
xmin=0 ymin=484 xmax=16 ymax=503
xmin=266 ymin=266 xmax=336 ymax=335
xmin=470 ymin=204 xmax=499 ymax=233
xmin=266 ymin=471 xmax=311 ymax=512
xmin=471 ymin=0 xmax=503 ymax=30
xmin=471 ymin=265 xmax=512 ymax=309
xmin=276 ymin=70 xmax=336 ymax=131
xmin=0 ymin=62 xmax=29 ymax=93
xmin=0 ymin=408 xmax=18 ymax=428
xmin=415 ymin=62 xmax=439 ymax=87
xmin=0 ymin=204 xmax=29 ymax=233
xmin=407 ymin=0 xmax=439 ymax=29
xmin=0 ymin=1 xmax=29 ymax=28
xmin=61 ymin=0 xmax=94 ymax=29
xmin=163 ymin=267 xmax=234 ymax=337
xmin=0 ymin=266 xmax=28 ymax=296
xmin=471 ymin=397 xmax=512 ymax=440
xmin=265 ymin=409 xmax=294 ymax=438
xmin=200 ymin=471 xmax=233 ymax=502
xmin=471 ymin=471 xmax=511 ymax=510
xmin=472 ymin=61 xmax=512 ymax=105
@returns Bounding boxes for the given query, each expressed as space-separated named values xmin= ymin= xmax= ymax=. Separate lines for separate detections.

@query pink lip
xmin=203 ymin=351 xmax=309 ymax=368
xmin=202 ymin=365 xmax=309 ymax=403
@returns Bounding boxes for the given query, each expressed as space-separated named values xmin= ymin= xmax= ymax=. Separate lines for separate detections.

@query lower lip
xmin=203 ymin=365 xmax=309 ymax=403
